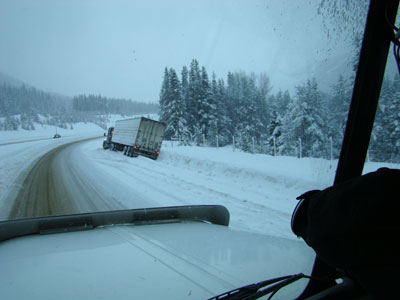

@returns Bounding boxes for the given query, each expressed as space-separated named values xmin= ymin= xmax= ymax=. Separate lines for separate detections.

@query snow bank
xmin=80 ymin=141 xmax=396 ymax=239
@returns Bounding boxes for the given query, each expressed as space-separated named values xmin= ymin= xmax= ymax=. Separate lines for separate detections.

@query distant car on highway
xmin=53 ymin=133 xmax=61 ymax=138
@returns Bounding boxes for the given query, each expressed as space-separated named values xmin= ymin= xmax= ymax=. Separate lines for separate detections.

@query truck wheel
xmin=123 ymin=146 xmax=127 ymax=155
xmin=129 ymin=148 xmax=137 ymax=157
xmin=103 ymin=141 xmax=108 ymax=150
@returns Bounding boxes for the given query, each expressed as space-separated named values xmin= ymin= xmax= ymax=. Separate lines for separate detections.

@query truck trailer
xmin=103 ymin=117 xmax=166 ymax=160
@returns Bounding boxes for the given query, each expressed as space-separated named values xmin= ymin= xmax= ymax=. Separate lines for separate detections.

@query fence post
xmin=232 ymin=136 xmax=235 ymax=152
xmin=252 ymin=137 xmax=255 ymax=154
xmin=330 ymin=136 xmax=333 ymax=161
xmin=273 ymin=137 xmax=276 ymax=156
xmin=216 ymin=135 xmax=219 ymax=148
xmin=299 ymin=138 xmax=302 ymax=158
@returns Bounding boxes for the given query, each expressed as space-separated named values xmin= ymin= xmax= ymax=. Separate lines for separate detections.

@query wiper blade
xmin=208 ymin=273 xmax=306 ymax=300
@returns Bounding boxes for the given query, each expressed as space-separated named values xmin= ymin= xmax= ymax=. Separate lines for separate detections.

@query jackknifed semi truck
xmin=103 ymin=117 xmax=166 ymax=160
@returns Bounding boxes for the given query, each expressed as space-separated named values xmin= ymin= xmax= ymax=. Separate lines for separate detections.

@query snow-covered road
xmin=53 ymin=138 xmax=398 ymax=239
xmin=61 ymin=139 xmax=338 ymax=239
xmin=7 ymin=138 xmax=123 ymax=219
xmin=2 ymin=128 xmax=396 ymax=239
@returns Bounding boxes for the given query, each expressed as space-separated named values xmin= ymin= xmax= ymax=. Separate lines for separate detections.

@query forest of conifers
xmin=159 ymin=59 xmax=400 ymax=162
xmin=0 ymin=84 xmax=158 ymax=130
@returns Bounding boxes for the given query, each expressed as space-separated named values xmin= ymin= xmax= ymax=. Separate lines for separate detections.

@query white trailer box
xmin=112 ymin=118 xmax=141 ymax=146
xmin=110 ymin=117 xmax=166 ymax=160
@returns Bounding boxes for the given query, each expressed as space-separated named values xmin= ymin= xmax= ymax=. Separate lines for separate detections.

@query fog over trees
xmin=0 ymin=83 xmax=159 ymax=130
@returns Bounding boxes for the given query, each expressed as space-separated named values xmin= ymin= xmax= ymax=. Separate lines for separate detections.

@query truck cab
xmin=102 ymin=127 xmax=114 ymax=149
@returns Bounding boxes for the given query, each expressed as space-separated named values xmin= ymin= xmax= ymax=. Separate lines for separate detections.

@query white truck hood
xmin=0 ymin=221 xmax=314 ymax=300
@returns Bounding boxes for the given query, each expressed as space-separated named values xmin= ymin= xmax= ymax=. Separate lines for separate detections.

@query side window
xmin=366 ymin=52 xmax=400 ymax=171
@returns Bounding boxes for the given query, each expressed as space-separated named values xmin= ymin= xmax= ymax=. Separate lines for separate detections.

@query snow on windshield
xmin=0 ymin=0 xmax=387 ymax=240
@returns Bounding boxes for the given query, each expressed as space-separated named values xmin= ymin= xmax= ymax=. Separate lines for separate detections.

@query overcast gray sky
xmin=0 ymin=0 xmax=355 ymax=102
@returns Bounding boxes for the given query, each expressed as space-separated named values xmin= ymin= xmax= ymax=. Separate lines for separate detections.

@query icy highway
xmin=8 ymin=138 xmax=122 ymax=219
xmin=1 ymin=136 xmax=355 ymax=239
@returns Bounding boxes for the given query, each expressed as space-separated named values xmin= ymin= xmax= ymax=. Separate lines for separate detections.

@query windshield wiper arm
xmin=208 ymin=273 xmax=306 ymax=300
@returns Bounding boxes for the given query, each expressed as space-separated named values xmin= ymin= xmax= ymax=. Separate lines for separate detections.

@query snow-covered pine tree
xmin=192 ymin=123 xmax=204 ymax=146
xmin=187 ymin=59 xmax=202 ymax=137
xmin=282 ymin=79 xmax=328 ymax=158
xmin=206 ymin=73 xmax=219 ymax=146
xmin=328 ymin=74 xmax=352 ymax=158
xmin=166 ymin=68 xmax=183 ymax=139
xmin=197 ymin=66 xmax=213 ymax=141
xmin=159 ymin=67 xmax=170 ymax=129
xmin=267 ymin=109 xmax=284 ymax=156
xmin=272 ymin=90 xmax=291 ymax=117
xmin=216 ymin=78 xmax=232 ymax=146
xmin=178 ymin=65 xmax=191 ymax=145
xmin=236 ymin=73 xmax=263 ymax=152
xmin=225 ymin=72 xmax=240 ymax=137
xmin=267 ymin=90 xmax=292 ymax=155
xmin=254 ymin=73 xmax=271 ymax=153
xmin=178 ymin=118 xmax=191 ymax=146
xmin=370 ymin=76 xmax=400 ymax=162
xmin=205 ymin=73 xmax=233 ymax=147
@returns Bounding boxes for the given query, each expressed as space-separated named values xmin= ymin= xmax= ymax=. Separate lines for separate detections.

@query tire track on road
xmin=8 ymin=137 xmax=108 ymax=220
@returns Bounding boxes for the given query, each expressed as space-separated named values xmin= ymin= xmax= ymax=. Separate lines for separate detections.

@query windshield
xmin=0 ymin=0 xmax=372 ymax=299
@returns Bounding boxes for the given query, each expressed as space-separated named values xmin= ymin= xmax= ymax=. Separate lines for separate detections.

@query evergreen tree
xmin=215 ymin=78 xmax=231 ymax=146
xmin=206 ymin=73 xmax=219 ymax=146
xmin=158 ymin=67 xmax=185 ymax=140
xmin=267 ymin=109 xmax=284 ymax=156
xmin=197 ymin=66 xmax=213 ymax=141
xmin=159 ymin=67 xmax=170 ymax=127
xmin=328 ymin=74 xmax=352 ymax=158
xmin=181 ymin=66 xmax=189 ymax=108
xmin=282 ymin=79 xmax=327 ymax=157
xmin=203 ymin=74 xmax=230 ymax=147
xmin=271 ymin=90 xmax=291 ymax=117
xmin=225 ymin=72 xmax=239 ymax=137
xmin=166 ymin=68 xmax=183 ymax=139
xmin=187 ymin=59 xmax=202 ymax=137
xmin=370 ymin=76 xmax=400 ymax=162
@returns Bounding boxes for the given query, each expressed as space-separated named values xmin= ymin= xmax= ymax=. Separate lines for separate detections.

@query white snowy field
xmin=0 ymin=120 xmax=398 ymax=239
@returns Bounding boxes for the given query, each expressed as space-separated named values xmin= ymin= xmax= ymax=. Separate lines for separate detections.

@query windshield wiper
xmin=208 ymin=273 xmax=307 ymax=300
